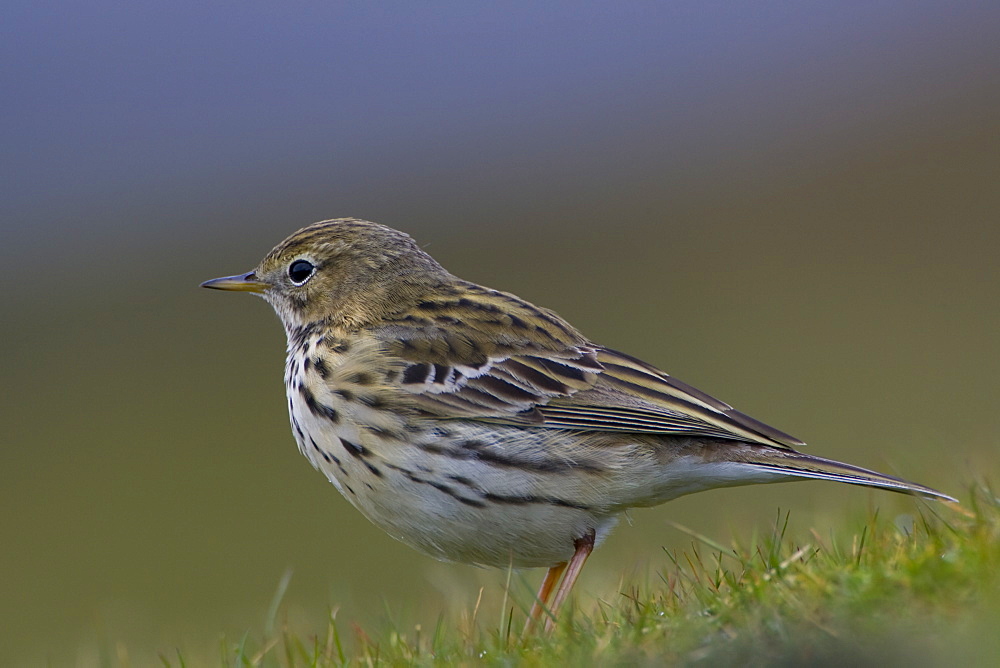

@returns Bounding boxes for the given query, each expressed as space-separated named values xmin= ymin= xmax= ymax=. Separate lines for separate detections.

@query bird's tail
xmin=743 ymin=449 xmax=956 ymax=502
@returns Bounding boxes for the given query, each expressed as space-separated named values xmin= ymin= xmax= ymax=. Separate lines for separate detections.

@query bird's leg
xmin=543 ymin=529 xmax=596 ymax=633
xmin=521 ymin=561 xmax=567 ymax=639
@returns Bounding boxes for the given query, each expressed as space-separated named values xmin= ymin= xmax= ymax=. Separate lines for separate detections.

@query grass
xmin=144 ymin=481 xmax=1000 ymax=667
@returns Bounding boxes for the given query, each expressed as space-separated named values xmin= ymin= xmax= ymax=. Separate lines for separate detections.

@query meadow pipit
xmin=202 ymin=218 xmax=954 ymax=634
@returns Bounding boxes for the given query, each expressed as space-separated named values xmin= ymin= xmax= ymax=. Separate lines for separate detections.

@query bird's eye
xmin=287 ymin=259 xmax=315 ymax=285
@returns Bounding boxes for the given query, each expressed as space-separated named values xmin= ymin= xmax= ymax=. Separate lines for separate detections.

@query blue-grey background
xmin=2 ymin=2 xmax=998 ymax=663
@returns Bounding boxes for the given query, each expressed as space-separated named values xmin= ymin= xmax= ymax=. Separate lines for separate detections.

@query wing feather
xmin=390 ymin=342 xmax=802 ymax=449
xmin=377 ymin=293 xmax=803 ymax=449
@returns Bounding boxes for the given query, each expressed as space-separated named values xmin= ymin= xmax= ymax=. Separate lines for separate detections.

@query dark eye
xmin=288 ymin=259 xmax=315 ymax=285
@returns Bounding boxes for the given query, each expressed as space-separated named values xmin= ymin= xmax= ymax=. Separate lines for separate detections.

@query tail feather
xmin=745 ymin=451 xmax=956 ymax=503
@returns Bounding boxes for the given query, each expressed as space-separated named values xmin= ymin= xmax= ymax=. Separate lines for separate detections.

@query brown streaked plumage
xmin=202 ymin=217 xmax=955 ymax=636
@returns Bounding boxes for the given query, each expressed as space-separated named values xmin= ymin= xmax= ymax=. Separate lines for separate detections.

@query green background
xmin=2 ymin=3 xmax=997 ymax=663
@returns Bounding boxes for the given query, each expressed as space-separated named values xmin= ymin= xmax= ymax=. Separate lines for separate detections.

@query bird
xmin=201 ymin=218 xmax=954 ymax=635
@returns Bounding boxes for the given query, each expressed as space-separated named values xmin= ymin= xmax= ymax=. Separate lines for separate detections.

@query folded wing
xmin=385 ymin=322 xmax=803 ymax=450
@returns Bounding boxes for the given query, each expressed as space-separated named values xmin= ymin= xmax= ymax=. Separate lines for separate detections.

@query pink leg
xmin=521 ymin=561 xmax=567 ymax=639
xmin=543 ymin=530 xmax=596 ymax=633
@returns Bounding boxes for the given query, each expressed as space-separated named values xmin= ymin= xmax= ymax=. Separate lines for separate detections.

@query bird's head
xmin=201 ymin=218 xmax=451 ymax=332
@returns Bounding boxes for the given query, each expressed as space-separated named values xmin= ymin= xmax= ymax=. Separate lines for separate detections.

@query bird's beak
xmin=200 ymin=272 xmax=268 ymax=293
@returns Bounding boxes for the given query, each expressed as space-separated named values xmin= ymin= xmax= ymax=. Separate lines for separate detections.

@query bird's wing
xmin=379 ymin=314 xmax=803 ymax=450
xmin=548 ymin=347 xmax=805 ymax=449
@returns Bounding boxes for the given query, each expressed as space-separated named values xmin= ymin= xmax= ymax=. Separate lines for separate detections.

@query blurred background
xmin=2 ymin=1 xmax=998 ymax=663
